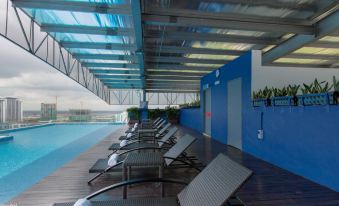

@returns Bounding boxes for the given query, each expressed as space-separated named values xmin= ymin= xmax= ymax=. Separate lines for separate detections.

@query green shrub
xmin=165 ymin=106 xmax=180 ymax=120
xmin=126 ymin=107 xmax=139 ymax=120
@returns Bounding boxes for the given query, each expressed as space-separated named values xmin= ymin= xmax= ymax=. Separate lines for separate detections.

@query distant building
xmin=69 ymin=109 xmax=92 ymax=122
xmin=0 ymin=99 xmax=6 ymax=123
xmin=41 ymin=103 xmax=57 ymax=121
xmin=3 ymin=97 xmax=23 ymax=123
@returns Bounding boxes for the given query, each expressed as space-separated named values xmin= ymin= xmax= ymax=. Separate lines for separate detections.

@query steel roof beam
xmin=144 ymin=30 xmax=280 ymax=45
xmin=286 ymin=53 xmax=339 ymax=61
xmin=107 ymin=85 xmax=143 ymax=89
xmin=145 ymin=89 xmax=199 ymax=93
xmin=12 ymin=0 xmax=131 ymax=15
xmin=146 ymin=56 xmax=227 ymax=65
xmin=89 ymin=69 xmax=140 ymax=75
xmin=144 ymin=45 xmax=244 ymax=56
xmin=262 ymin=4 xmax=339 ymax=64
xmin=146 ymin=64 xmax=217 ymax=71
xmin=60 ymin=41 xmax=137 ymax=50
xmin=131 ymin=0 xmax=145 ymax=90
xmin=146 ymin=76 xmax=201 ymax=81
xmin=82 ymin=62 xmax=139 ymax=69
xmin=41 ymin=24 xmax=134 ymax=36
xmin=193 ymin=0 xmax=317 ymax=11
xmin=103 ymin=79 xmax=142 ymax=84
xmin=147 ymin=71 xmax=207 ymax=76
xmin=308 ymin=41 xmax=339 ymax=48
xmin=143 ymin=8 xmax=314 ymax=34
xmin=96 ymin=75 xmax=141 ymax=79
xmin=73 ymin=53 xmax=138 ymax=61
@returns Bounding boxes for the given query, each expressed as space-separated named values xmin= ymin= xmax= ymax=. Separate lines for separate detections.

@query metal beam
xmin=60 ymin=41 xmax=137 ymax=51
xmin=12 ymin=0 xmax=131 ymax=15
xmin=89 ymin=69 xmax=140 ymax=75
xmin=73 ymin=53 xmax=138 ymax=61
xmin=131 ymin=0 xmax=145 ymax=90
xmin=82 ymin=62 xmax=139 ymax=69
xmin=96 ymin=75 xmax=141 ymax=79
xmin=144 ymin=30 xmax=280 ymax=45
xmin=286 ymin=53 xmax=339 ymax=61
xmin=308 ymin=41 xmax=339 ymax=48
xmin=147 ymin=71 xmax=207 ymax=76
xmin=103 ymin=79 xmax=142 ymax=84
xmin=144 ymin=45 xmax=245 ymax=56
xmin=146 ymin=56 xmax=228 ymax=65
xmin=190 ymin=0 xmax=316 ymax=11
xmin=143 ymin=8 xmax=314 ymax=34
xmin=146 ymin=76 xmax=201 ymax=81
xmin=107 ymin=85 xmax=143 ymax=89
xmin=41 ymin=24 xmax=133 ymax=36
xmin=263 ymin=4 xmax=339 ymax=64
xmin=146 ymin=64 xmax=217 ymax=71
xmin=145 ymin=89 xmax=199 ymax=93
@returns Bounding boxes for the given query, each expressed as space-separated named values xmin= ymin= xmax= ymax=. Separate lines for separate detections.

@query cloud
xmin=0 ymin=36 xmax=127 ymax=111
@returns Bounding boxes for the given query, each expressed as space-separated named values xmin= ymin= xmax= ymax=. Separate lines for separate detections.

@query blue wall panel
xmin=180 ymin=51 xmax=339 ymax=191
xmin=179 ymin=108 xmax=203 ymax=133
xmin=244 ymin=106 xmax=339 ymax=191
xmin=200 ymin=52 xmax=252 ymax=144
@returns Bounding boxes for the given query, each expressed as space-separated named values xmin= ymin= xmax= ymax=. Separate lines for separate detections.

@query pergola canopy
xmin=8 ymin=0 xmax=339 ymax=97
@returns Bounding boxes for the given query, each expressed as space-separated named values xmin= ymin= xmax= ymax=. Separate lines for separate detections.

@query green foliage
xmin=253 ymin=77 xmax=339 ymax=100
xmin=333 ymin=76 xmax=339 ymax=92
xmin=148 ymin=108 xmax=163 ymax=120
xmin=165 ymin=106 xmax=180 ymax=120
xmin=179 ymin=100 xmax=200 ymax=108
xmin=126 ymin=107 xmax=139 ymax=120
xmin=287 ymin=85 xmax=300 ymax=96
xmin=301 ymin=78 xmax=332 ymax=94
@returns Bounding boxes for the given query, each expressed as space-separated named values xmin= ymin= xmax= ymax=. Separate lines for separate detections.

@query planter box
xmin=253 ymin=98 xmax=270 ymax=107
xmin=302 ymin=93 xmax=329 ymax=106
xmin=272 ymin=96 xmax=292 ymax=106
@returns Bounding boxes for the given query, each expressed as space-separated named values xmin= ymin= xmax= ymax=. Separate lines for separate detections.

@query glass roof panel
xmin=293 ymin=47 xmax=339 ymax=55
xmin=274 ymin=58 xmax=329 ymax=64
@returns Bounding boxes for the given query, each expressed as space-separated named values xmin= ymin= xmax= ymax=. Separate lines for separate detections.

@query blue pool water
xmin=0 ymin=123 xmax=121 ymax=203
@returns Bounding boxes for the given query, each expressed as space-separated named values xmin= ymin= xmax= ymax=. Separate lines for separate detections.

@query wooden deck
xmin=8 ymin=125 xmax=339 ymax=206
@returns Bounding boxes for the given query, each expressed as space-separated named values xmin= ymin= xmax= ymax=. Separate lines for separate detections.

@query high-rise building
xmin=3 ymin=97 xmax=23 ymax=123
xmin=69 ymin=109 xmax=92 ymax=122
xmin=41 ymin=103 xmax=57 ymax=121
xmin=0 ymin=98 xmax=6 ymax=123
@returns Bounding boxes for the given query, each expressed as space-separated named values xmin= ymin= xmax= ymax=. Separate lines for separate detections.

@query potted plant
xmin=149 ymin=108 xmax=162 ymax=120
xmin=165 ymin=106 xmax=180 ymax=124
xmin=287 ymin=84 xmax=300 ymax=106
xmin=272 ymin=87 xmax=288 ymax=106
xmin=126 ymin=107 xmax=139 ymax=124
xmin=301 ymin=79 xmax=332 ymax=106
xmin=332 ymin=76 xmax=339 ymax=105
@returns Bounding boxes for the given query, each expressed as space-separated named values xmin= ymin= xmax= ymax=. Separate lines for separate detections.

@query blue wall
xmin=180 ymin=51 xmax=339 ymax=192
xmin=180 ymin=108 xmax=203 ymax=133
xmin=200 ymin=52 xmax=252 ymax=144
xmin=244 ymin=106 xmax=339 ymax=191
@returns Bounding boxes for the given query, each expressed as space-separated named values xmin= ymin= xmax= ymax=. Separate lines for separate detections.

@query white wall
xmin=251 ymin=50 xmax=339 ymax=93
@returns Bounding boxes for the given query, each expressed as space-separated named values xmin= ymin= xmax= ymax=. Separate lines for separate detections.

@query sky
xmin=0 ymin=36 xmax=128 ymax=111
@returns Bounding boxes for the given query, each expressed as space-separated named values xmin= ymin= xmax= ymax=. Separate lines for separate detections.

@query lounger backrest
xmin=163 ymin=134 xmax=196 ymax=166
xmin=158 ymin=127 xmax=178 ymax=147
xmin=158 ymin=123 xmax=171 ymax=135
xmin=155 ymin=120 xmax=165 ymax=130
xmin=152 ymin=117 xmax=160 ymax=125
xmin=177 ymin=154 xmax=253 ymax=206
xmin=154 ymin=118 xmax=164 ymax=127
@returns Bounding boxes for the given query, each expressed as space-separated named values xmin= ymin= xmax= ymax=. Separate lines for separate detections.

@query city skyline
xmin=0 ymin=37 xmax=130 ymax=111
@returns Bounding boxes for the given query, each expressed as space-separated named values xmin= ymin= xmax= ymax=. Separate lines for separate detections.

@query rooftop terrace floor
xmin=8 ymin=125 xmax=339 ymax=206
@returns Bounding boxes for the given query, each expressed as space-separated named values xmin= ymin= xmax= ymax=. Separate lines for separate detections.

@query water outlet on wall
xmin=257 ymin=129 xmax=264 ymax=140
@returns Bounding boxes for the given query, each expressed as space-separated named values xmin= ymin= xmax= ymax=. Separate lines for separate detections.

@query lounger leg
xmin=159 ymin=165 xmax=164 ymax=197
xmin=123 ymin=165 xmax=127 ymax=199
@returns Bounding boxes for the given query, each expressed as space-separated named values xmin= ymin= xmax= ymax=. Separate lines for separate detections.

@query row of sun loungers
xmin=53 ymin=118 xmax=253 ymax=206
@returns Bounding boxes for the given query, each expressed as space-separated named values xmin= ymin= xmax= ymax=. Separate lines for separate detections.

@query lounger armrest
xmin=118 ymin=147 xmax=162 ymax=156
xmin=86 ymin=178 xmax=188 ymax=200
xmin=163 ymin=156 xmax=202 ymax=172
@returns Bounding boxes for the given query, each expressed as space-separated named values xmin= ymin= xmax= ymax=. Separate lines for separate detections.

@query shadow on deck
xmin=8 ymin=125 xmax=339 ymax=206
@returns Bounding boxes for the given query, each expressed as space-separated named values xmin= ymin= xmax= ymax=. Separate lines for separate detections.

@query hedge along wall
xmin=180 ymin=50 xmax=339 ymax=191
xmin=179 ymin=108 xmax=203 ymax=133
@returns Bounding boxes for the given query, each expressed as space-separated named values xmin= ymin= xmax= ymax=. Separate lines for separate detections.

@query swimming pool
xmin=0 ymin=123 xmax=122 ymax=203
